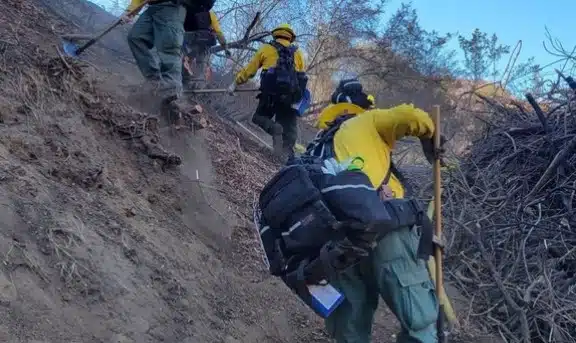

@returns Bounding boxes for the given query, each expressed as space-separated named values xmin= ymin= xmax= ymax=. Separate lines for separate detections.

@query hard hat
xmin=315 ymin=103 xmax=366 ymax=129
xmin=367 ymin=94 xmax=375 ymax=108
xmin=272 ymin=23 xmax=296 ymax=42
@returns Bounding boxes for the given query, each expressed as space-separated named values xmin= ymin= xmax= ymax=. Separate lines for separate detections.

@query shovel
xmin=61 ymin=1 xmax=149 ymax=58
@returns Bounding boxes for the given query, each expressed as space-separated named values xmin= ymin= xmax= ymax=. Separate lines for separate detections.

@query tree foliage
xmin=458 ymin=29 xmax=510 ymax=83
xmin=383 ymin=3 xmax=455 ymax=77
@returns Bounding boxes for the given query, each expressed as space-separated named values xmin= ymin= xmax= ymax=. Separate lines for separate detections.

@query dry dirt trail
xmin=0 ymin=1 xmax=497 ymax=342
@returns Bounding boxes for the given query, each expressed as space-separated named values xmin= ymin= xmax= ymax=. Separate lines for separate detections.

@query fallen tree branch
xmin=458 ymin=221 xmax=531 ymax=343
xmin=211 ymin=32 xmax=270 ymax=54
xmin=441 ymin=81 xmax=576 ymax=342
xmin=210 ymin=12 xmax=268 ymax=54
xmin=526 ymin=135 xmax=576 ymax=198
xmin=141 ymin=135 xmax=182 ymax=166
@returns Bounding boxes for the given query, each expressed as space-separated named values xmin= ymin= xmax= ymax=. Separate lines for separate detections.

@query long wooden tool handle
xmin=76 ymin=1 xmax=149 ymax=55
xmin=184 ymin=88 xmax=260 ymax=94
xmin=432 ymin=105 xmax=446 ymax=342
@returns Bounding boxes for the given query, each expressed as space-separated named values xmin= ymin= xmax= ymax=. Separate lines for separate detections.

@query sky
xmin=384 ymin=0 xmax=576 ymax=77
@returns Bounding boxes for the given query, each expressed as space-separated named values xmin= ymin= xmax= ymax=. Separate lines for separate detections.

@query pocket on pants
xmin=391 ymin=261 xmax=438 ymax=331
xmin=157 ymin=26 xmax=184 ymax=55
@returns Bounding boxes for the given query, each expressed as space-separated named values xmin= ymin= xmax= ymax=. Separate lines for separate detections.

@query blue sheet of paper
xmin=307 ymin=283 xmax=345 ymax=318
xmin=292 ymin=89 xmax=312 ymax=116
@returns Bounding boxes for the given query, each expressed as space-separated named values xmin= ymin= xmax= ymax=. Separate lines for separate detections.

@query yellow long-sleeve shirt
xmin=208 ymin=11 xmax=226 ymax=46
xmin=317 ymin=103 xmax=435 ymax=198
xmin=235 ymin=38 xmax=306 ymax=85
xmin=126 ymin=0 xmax=147 ymax=12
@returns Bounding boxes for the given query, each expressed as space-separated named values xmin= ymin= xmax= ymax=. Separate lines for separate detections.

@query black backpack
xmin=177 ymin=0 xmax=215 ymax=13
xmin=255 ymin=155 xmax=430 ymax=318
xmin=261 ymin=41 xmax=308 ymax=105
xmin=183 ymin=10 xmax=217 ymax=46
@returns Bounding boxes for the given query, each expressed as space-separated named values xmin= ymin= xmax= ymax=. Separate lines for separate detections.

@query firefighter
xmin=227 ymin=24 xmax=307 ymax=159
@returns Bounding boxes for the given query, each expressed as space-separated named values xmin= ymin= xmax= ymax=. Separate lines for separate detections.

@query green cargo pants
xmin=325 ymin=226 xmax=438 ymax=343
xmin=252 ymin=94 xmax=298 ymax=156
xmin=127 ymin=3 xmax=186 ymax=99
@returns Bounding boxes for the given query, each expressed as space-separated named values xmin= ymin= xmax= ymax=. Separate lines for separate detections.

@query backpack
xmin=255 ymin=125 xmax=431 ymax=318
xmin=183 ymin=11 xmax=217 ymax=46
xmin=256 ymin=158 xmax=423 ymax=318
xmin=260 ymin=41 xmax=308 ymax=105
xmin=177 ymin=0 xmax=215 ymax=13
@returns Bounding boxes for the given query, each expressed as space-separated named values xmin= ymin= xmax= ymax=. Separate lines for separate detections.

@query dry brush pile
xmin=443 ymin=85 xmax=576 ymax=342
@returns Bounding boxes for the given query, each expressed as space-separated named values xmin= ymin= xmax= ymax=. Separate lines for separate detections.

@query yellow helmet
xmin=272 ymin=23 xmax=296 ymax=42
xmin=367 ymin=94 xmax=375 ymax=108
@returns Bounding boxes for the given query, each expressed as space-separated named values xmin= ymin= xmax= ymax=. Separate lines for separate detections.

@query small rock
xmin=125 ymin=208 xmax=136 ymax=217
xmin=123 ymin=247 xmax=139 ymax=264
xmin=179 ymin=298 xmax=190 ymax=308
xmin=147 ymin=194 xmax=158 ymax=204
xmin=131 ymin=317 xmax=150 ymax=333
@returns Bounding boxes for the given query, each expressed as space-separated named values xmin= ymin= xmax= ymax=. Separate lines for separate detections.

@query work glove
xmin=321 ymin=158 xmax=344 ymax=175
xmin=320 ymin=238 xmax=370 ymax=273
xmin=420 ymin=135 xmax=447 ymax=165
xmin=227 ymin=82 xmax=236 ymax=96
xmin=120 ymin=12 xmax=135 ymax=24
xmin=320 ymin=157 xmax=364 ymax=175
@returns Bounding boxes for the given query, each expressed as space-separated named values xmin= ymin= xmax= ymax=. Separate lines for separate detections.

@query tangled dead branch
xmin=444 ymin=81 xmax=576 ymax=342
xmin=43 ymin=55 xmax=182 ymax=167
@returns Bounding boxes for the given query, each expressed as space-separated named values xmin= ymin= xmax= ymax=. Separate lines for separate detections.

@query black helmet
xmin=330 ymin=79 xmax=372 ymax=109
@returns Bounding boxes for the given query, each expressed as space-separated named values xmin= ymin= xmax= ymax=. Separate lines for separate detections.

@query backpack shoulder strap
xmin=380 ymin=157 xmax=414 ymax=196
xmin=288 ymin=45 xmax=298 ymax=56
xmin=268 ymin=40 xmax=284 ymax=51
xmin=304 ymin=114 xmax=355 ymax=159
xmin=269 ymin=41 xmax=297 ymax=58
xmin=382 ymin=156 xmax=393 ymax=185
